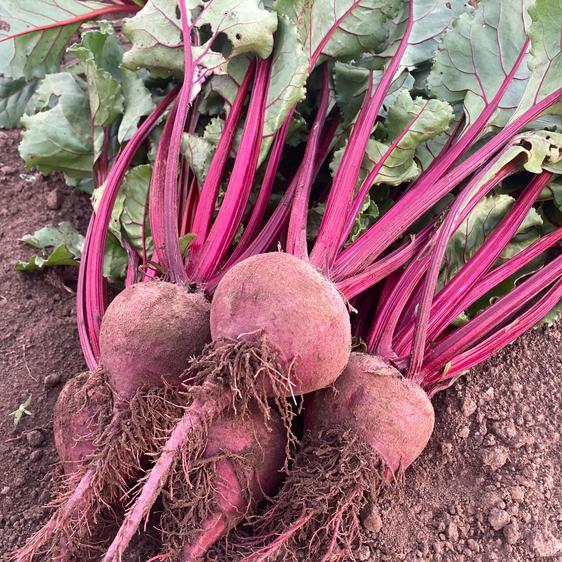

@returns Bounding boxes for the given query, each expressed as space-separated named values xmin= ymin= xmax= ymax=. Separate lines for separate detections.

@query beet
xmin=210 ymin=252 xmax=351 ymax=394
xmin=16 ymin=281 xmax=212 ymax=562
xmin=100 ymin=281 xmax=211 ymax=399
xmin=153 ymin=408 xmax=286 ymax=561
xmin=103 ymin=252 xmax=352 ymax=560
xmin=216 ymin=352 xmax=434 ymax=561
xmin=54 ymin=370 xmax=112 ymax=475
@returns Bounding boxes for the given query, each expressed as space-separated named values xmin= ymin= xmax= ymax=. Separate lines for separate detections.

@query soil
xmin=0 ymin=128 xmax=560 ymax=562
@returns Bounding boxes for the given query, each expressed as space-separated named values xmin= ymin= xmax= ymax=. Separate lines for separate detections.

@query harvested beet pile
xmin=0 ymin=0 xmax=561 ymax=561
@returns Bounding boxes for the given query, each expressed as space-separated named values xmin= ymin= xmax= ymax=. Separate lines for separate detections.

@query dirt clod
xmin=488 ymin=508 xmax=510 ymax=531
xmin=25 ymin=430 xmax=44 ymax=448
xmin=46 ymin=189 xmax=62 ymax=210
xmin=482 ymin=445 xmax=509 ymax=471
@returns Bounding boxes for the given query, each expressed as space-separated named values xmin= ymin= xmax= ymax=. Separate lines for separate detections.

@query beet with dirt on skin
xmin=102 ymin=252 xmax=352 ymax=561
xmin=155 ymin=407 xmax=286 ymax=562
xmin=100 ymin=281 xmax=211 ymax=399
xmin=215 ymin=352 xmax=434 ymax=562
xmin=54 ymin=369 xmax=112 ymax=475
xmin=16 ymin=281 xmax=212 ymax=562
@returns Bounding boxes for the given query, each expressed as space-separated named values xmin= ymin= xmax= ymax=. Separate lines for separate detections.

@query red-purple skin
xmin=180 ymin=409 xmax=287 ymax=560
xmin=210 ymin=252 xmax=352 ymax=396
xmin=54 ymin=372 xmax=111 ymax=475
xmin=306 ymin=352 xmax=435 ymax=478
xmin=99 ymin=282 xmax=211 ymax=399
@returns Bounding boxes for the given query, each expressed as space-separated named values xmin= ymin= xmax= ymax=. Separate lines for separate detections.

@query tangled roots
xmin=14 ymin=383 xmax=185 ymax=562
xmin=183 ymin=337 xmax=299 ymax=461
xmin=210 ymin=428 xmax=385 ymax=562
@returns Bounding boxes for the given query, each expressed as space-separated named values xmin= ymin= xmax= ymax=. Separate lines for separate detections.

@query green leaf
xmin=16 ymin=222 xmax=84 ymax=271
xmin=103 ymin=231 xmax=128 ymax=279
xmin=181 ymin=133 xmax=215 ymax=184
xmin=116 ymin=164 xmax=153 ymax=255
xmin=427 ymin=0 xmax=533 ymax=131
xmin=330 ymin=91 xmax=453 ymax=188
xmin=368 ymin=0 xmax=470 ymax=69
xmin=179 ymin=233 xmax=196 ymax=254
xmin=443 ymin=194 xmax=544 ymax=287
xmin=0 ymin=0 xmax=107 ymax=80
xmin=275 ymin=0 xmax=401 ymax=67
xmin=515 ymin=0 xmax=562 ymax=117
xmin=118 ymin=68 xmax=155 ymax=143
xmin=19 ymin=73 xmax=93 ymax=186
xmin=0 ymin=77 xmax=37 ymax=129
xmin=539 ymin=178 xmax=562 ymax=210
xmin=262 ymin=15 xmax=308 ymax=142
xmin=69 ymin=25 xmax=124 ymax=159
xmin=122 ymin=0 xmax=277 ymax=80
xmin=93 ymin=164 xmax=153 ymax=256
xmin=333 ymin=62 xmax=414 ymax=127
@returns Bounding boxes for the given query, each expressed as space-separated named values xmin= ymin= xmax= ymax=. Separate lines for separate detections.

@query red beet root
xmin=216 ymin=352 xmax=434 ymax=561
xmin=153 ymin=408 xmax=286 ymax=562
xmin=16 ymin=282 xmax=211 ymax=562
xmin=54 ymin=369 xmax=112 ymax=476
xmin=103 ymin=252 xmax=352 ymax=560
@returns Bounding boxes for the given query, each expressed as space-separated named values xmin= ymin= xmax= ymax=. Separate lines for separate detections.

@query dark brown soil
xmin=0 ymin=129 xmax=560 ymax=562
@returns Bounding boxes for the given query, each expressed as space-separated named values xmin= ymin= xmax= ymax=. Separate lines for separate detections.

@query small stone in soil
xmin=30 ymin=450 xmax=43 ymax=462
xmin=25 ymin=430 xmax=44 ymax=448
xmin=482 ymin=446 xmax=509 ymax=471
xmin=362 ymin=503 xmax=383 ymax=534
xmin=44 ymin=373 xmax=62 ymax=387
xmin=488 ymin=508 xmax=510 ymax=531
xmin=46 ymin=189 xmax=62 ymax=210
xmin=462 ymin=396 xmax=477 ymax=417
xmin=503 ymin=522 xmax=520 ymax=545
xmin=1 ymin=486 xmax=10 ymax=495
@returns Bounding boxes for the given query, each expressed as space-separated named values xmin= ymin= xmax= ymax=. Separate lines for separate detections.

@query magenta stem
xmin=286 ymin=65 xmax=330 ymax=259
xmin=189 ymin=59 xmax=270 ymax=283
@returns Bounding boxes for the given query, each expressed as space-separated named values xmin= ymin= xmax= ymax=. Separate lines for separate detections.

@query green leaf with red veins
xmin=427 ymin=0 xmax=533 ymax=131
xmin=513 ymin=0 xmax=562 ymax=118
xmin=0 ymin=0 xmax=107 ymax=80
xmin=367 ymin=0 xmax=469 ymax=69
xmin=275 ymin=0 xmax=401 ymax=67
xmin=122 ymin=0 xmax=277 ymax=87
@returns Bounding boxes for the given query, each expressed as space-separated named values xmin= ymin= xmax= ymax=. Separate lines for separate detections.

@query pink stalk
xmin=309 ymin=1 xmax=415 ymax=270
xmin=367 ymin=250 xmax=431 ymax=358
xmin=227 ymin=112 xmax=293 ymax=263
xmin=159 ymin=2 xmax=194 ymax=283
xmin=404 ymin=226 xmax=562 ymax=348
xmin=417 ymin=253 xmax=562 ymax=382
xmin=148 ymin=104 xmax=178 ymax=272
xmin=405 ymin=171 xmax=553 ymax=374
xmin=188 ymin=63 xmax=256 ymax=255
xmin=189 ymin=59 xmax=270 ymax=283
xmin=208 ymin=116 xmax=340 ymax=289
xmin=286 ymin=65 xmax=330 ymax=259
xmin=338 ymin=101 xmax=429 ymax=248
xmin=124 ymin=239 xmax=140 ymax=287
xmin=102 ymin=391 xmax=233 ymax=562
xmin=433 ymin=277 xmax=562 ymax=387
xmin=336 ymin=228 xmax=431 ymax=300
xmin=372 ymin=159 xmax=518 ymax=357
xmin=79 ymin=88 xmax=178 ymax=364
xmin=180 ymin=177 xmax=199 ymax=237
xmin=0 ymin=3 xmax=140 ymax=44
xmin=334 ymin=49 xmax=557 ymax=280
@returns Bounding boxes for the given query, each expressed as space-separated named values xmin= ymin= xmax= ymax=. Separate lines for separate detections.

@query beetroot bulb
xmin=149 ymin=407 xmax=286 ymax=562
xmin=16 ymin=281 xmax=211 ymax=562
xmin=103 ymin=251 xmax=352 ymax=561
xmin=213 ymin=352 xmax=434 ymax=562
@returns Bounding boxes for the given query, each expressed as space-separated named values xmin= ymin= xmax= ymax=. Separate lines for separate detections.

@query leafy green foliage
xmin=16 ymin=222 xmax=84 ymax=271
xmin=0 ymin=0 xmax=107 ymax=80
xmin=427 ymin=0 xmax=533 ymax=129
xmin=19 ymin=73 xmax=93 ymax=188
xmin=0 ymin=77 xmax=37 ymax=128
